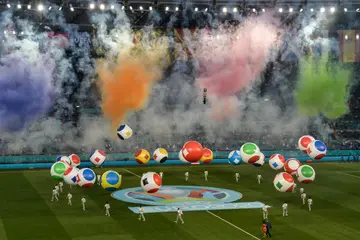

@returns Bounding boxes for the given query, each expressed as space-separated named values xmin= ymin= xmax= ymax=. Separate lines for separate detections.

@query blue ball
xmin=228 ymin=150 xmax=243 ymax=165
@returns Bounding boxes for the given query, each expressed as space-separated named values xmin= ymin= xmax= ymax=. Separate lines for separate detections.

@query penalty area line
xmin=336 ymin=171 xmax=360 ymax=179
xmin=123 ymin=168 xmax=142 ymax=178
xmin=206 ymin=210 xmax=260 ymax=240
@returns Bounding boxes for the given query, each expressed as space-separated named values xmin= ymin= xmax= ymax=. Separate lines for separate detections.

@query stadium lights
xmin=357 ymin=8 xmax=360 ymax=12
xmin=278 ymin=8 xmax=283 ymax=12
xmin=7 ymin=4 xmax=11 ymax=8
xmin=289 ymin=8 xmax=293 ymax=12
xmin=262 ymin=8 xmax=265 ymax=12
xmin=129 ymin=6 xmax=133 ymax=10
xmin=27 ymin=4 xmax=31 ymax=9
xmin=121 ymin=5 xmax=124 ymax=10
xmin=70 ymin=5 xmax=74 ymax=11
xmin=320 ymin=7 xmax=325 ymax=12
xmin=344 ymin=8 xmax=347 ymax=12
xmin=48 ymin=6 xmax=52 ymax=10
xmin=20 ymin=31 xmax=24 ymax=35
xmin=165 ymin=6 xmax=169 ymax=11
xmin=345 ymin=35 xmax=348 ymax=40
xmin=195 ymin=7 xmax=198 ymax=12
xmin=330 ymin=7 xmax=335 ymax=13
xmin=252 ymin=8 xmax=256 ymax=12
xmin=37 ymin=4 xmax=44 ymax=11
xmin=300 ymin=8 xmax=303 ymax=12
xmin=233 ymin=7 xmax=238 ymax=13
xmin=175 ymin=7 xmax=178 ymax=11
xmin=139 ymin=6 xmax=143 ymax=10
xmin=205 ymin=8 xmax=208 ymax=12
xmin=59 ymin=6 xmax=62 ymax=10
xmin=222 ymin=7 xmax=227 ymax=13
xmin=310 ymin=8 xmax=314 ymax=12
xmin=89 ymin=3 xmax=95 ymax=9
xmin=357 ymin=34 xmax=359 ymax=40
xmin=4 ymin=30 xmax=7 ymax=35
xmin=17 ymin=4 xmax=21 ymax=9
xmin=110 ymin=5 xmax=115 ymax=9
xmin=12 ymin=31 xmax=15 ymax=35
xmin=100 ymin=4 xmax=105 ymax=10
xmin=149 ymin=6 xmax=152 ymax=11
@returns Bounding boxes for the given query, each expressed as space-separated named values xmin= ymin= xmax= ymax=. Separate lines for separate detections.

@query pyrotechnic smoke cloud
xmin=0 ymin=55 xmax=55 ymax=132
xmin=195 ymin=14 xmax=281 ymax=97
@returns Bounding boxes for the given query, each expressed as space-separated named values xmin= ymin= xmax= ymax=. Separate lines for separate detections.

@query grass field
xmin=0 ymin=162 xmax=359 ymax=240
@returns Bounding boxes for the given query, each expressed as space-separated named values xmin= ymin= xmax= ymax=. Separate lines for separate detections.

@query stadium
xmin=1 ymin=0 xmax=360 ymax=239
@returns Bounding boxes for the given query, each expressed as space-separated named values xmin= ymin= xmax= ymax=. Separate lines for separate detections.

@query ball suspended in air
xmin=228 ymin=150 xmax=243 ymax=165
xmin=69 ymin=154 xmax=81 ymax=167
xmin=253 ymin=152 xmax=265 ymax=167
xmin=50 ymin=161 xmax=69 ymax=180
xmin=78 ymin=168 xmax=96 ymax=187
xmin=135 ymin=149 xmax=151 ymax=164
xmin=269 ymin=154 xmax=285 ymax=170
xmin=153 ymin=148 xmax=168 ymax=163
xmin=117 ymin=124 xmax=133 ymax=140
xmin=141 ymin=172 xmax=162 ymax=193
xmin=101 ymin=170 xmax=122 ymax=191
xmin=181 ymin=141 xmax=204 ymax=163
xmin=284 ymin=158 xmax=301 ymax=175
xmin=179 ymin=150 xmax=188 ymax=163
xmin=63 ymin=167 xmax=80 ymax=185
xmin=57 ymin=156 xmax=71 ymax=166
xmin=306 ymin=140 xmax=327 ymax=160
xmin=200 ymin=148 xmax=213 ymax=164
xmin=298 ymin=135 xmax=315 ymax=153
xmin=273 ymin=172 xmax=294 ymax=192
xmin=296 ymin=165 xmax=315 ymax=183
xmin=239 ymin=142 xmax=261 ymax=163
xmin=89 ymin=150 xmax=106 ymax=166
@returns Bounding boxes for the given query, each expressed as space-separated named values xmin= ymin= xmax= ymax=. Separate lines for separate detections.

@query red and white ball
xmin=89 ymin=150 xmax=106 ymax=166
xmin=273 ymin=172 xmax=294 ymax=192
xmin=59 ymin=156 xmax=71 ymax=166
xmin=181 ymin=141 xmax=204 ymax=163
xmin=253 ymin=152 xmax=265 ymax=167
xmin=284 ymin=158 xmax=301 ymax=175
xmin=269 ymin=154 xmax=285 ymax=170
xmin=179 ymin=150 xmax=188 ymax=163
xmin=69 ymin=154 xmax=81 ymax=167
xmin=63 ymin=167 xmax=80 ymax=185
xmin=140 ymin=172 xmax=162 ymax=193
xmin=298 ymin=135 xmax=315 ymax=153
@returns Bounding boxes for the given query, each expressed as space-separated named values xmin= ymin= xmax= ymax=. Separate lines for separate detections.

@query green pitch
xmin=0 ymin=163 xmax=359 ymax=240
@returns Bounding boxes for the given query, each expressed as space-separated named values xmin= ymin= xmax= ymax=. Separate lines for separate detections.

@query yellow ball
xmin=135 ymin=149 xmax=151 ymax=164
xmin=200 ymin=148 xmax=214 ymax=164
xmin=100 ymin=170 xmax=122 ymax=191
xmin=153 ymin=148 xmax=169 ymax=163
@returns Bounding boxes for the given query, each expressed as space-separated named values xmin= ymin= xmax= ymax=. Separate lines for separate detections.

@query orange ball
xmin=200 ymin=148 xmax=213 ymax=164
xmin=181 ymin=141 xmax=203 ymax=163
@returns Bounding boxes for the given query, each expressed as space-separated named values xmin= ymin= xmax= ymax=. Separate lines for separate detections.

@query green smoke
xmin=295 ymin=54 xmax=352 ymax=119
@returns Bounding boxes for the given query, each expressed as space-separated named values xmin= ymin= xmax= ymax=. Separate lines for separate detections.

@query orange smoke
xmin=97 ymin=35 xmax=169 ymax=129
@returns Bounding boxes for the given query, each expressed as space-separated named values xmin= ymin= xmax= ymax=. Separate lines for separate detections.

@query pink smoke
xmin=195 ymin=15 xmax=281 ymax=97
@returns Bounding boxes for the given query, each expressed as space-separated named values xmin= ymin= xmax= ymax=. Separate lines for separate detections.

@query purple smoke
xmin=0 ymin=55 xmax=55 ymax=132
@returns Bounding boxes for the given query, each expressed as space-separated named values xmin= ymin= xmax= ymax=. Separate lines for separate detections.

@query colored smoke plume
xmin=97 ymin=36 xmax=169 ymax=129
xmin=295 ymin=54 xmax=352 ymax=119
xmin=0 ymin=55 xmax=55 ymax=132
xmin=195 ymin=16 xmax=281 ymax=97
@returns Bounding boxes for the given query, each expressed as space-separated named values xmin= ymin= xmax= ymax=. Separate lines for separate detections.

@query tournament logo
xmin=112 ymin=185 xmax=243 ymax=206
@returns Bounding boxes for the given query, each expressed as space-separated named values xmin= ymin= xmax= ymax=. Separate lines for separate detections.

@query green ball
xmin=50 ymin=162 xmax=68 ymax=180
